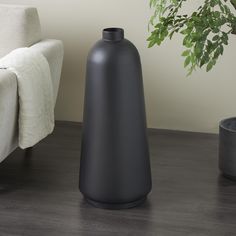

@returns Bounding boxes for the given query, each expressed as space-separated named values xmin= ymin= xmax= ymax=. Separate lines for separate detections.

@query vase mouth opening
xmin=102 ymin=28 xmax=124 ymax=42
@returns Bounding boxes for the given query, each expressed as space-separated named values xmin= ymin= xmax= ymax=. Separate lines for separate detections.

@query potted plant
xmin=148 ymin=0 xmax=236 ymax=75
xmin=148 ymin=0 xmax=236 ymax=180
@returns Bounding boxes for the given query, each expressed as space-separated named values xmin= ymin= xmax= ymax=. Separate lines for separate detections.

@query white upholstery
xmin=31 ymin=39 xmax=64 ymax=104
xmin=0 ymin=40 xmax=63 ymax=161
xmin=0 ymin=70 xmax=18 ymax=162
xmin=0 ymin=5 xmax=63 ymax=162
xmin=0 ymin=5 xmax=42 ymax=58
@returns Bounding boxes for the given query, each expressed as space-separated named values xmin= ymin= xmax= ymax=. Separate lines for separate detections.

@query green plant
xmin=148 ymin=0 xmax=236 ymax=75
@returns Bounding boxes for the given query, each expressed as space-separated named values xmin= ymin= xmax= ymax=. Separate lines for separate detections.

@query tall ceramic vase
xmin=79 ymin=28 xmax=152 ymax=209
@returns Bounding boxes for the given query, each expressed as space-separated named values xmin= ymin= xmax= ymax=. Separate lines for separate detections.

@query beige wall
xmin=1 ymin=0 xmax=236 ymax=133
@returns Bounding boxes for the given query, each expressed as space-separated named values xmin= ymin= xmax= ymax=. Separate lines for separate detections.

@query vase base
xmin=84 ymin=196 xmax=147 ymax=210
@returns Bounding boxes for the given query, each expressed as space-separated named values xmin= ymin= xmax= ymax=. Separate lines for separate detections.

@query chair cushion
xmin=0 ymin=4 xmax=42 ymax=58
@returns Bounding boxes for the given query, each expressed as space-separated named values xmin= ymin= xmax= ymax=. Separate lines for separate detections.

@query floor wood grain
xmin=0 ymin=122 xmax=235 ymax=236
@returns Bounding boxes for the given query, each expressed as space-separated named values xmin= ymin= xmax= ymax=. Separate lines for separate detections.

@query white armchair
xmin=0 ymin=5 xmax=63 ymax=162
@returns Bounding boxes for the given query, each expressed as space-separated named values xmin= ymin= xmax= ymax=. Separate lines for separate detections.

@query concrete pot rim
xmin=220 ymin=117 xmax=236 ymax=133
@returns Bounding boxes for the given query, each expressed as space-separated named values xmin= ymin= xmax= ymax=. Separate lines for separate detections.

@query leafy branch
xmin=148 ymin=0 xmax=236 ymax=75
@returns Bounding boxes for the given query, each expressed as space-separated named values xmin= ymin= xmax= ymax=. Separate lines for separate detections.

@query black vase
xmin=79 ymin=28 xmax=152 ymax=209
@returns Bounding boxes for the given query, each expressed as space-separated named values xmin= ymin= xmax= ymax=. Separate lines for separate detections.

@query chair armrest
xmin=0 ymin=70 xmax=18 ymax=161
xmin=30 ymin=39 xmax=64 ymax=104
xmin=0 ymin=39 xmax=64 ymax=161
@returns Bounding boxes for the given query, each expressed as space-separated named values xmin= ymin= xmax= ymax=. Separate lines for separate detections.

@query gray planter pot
xmin=219 ymin=117 xmax=236 ymax=180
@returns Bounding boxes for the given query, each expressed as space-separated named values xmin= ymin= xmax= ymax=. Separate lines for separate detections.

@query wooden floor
xmin=0 ymin=122 xmax=236 ymax=236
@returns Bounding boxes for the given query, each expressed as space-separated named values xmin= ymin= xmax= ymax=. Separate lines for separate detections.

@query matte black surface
xmin=0 ymin=122 xmax=236 ymax=235
xmin=103 ymin=28 xmax=124 ymax=41
xmin=79 ymin=28 xmax=151 ymax=208
xmin=85 ymin=196 xmax=147 ymax=210
xmin=219 ymin=117 xmax=236 ymax=179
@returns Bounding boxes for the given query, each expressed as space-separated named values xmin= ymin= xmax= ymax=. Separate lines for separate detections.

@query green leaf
xmin=221 ymin=32 xmax=229 ymax=45
xmin=231 ymin=0 xmax=236 ymax=10
xmin=200 ymin=57 xmax=206 ymax=68
xmin=219 ymin=45 xmax=224 ymax=55
xmin=181 ymin=50 xmax=191 ymax=56
xmin=206 ymin=61 xmax=214 ymax=72
xmin=169 ymin=31 xmax=175 ymax=39
xmin=184 ymin=56 xmax=191 ymax=68
xmin=212 ymin=28 xmax=220 ymax=33
xmin=148 ymin=40 xmax=156 ymax=48
xmin=147 ymin=34 xmax=154 ymax=41
xmin=212 ymin=35 xmax=219 ymax=41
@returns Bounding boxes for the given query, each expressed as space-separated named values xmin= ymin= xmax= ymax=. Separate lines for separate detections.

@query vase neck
xmin=102 ymin=28 xmax=124 ymax=42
